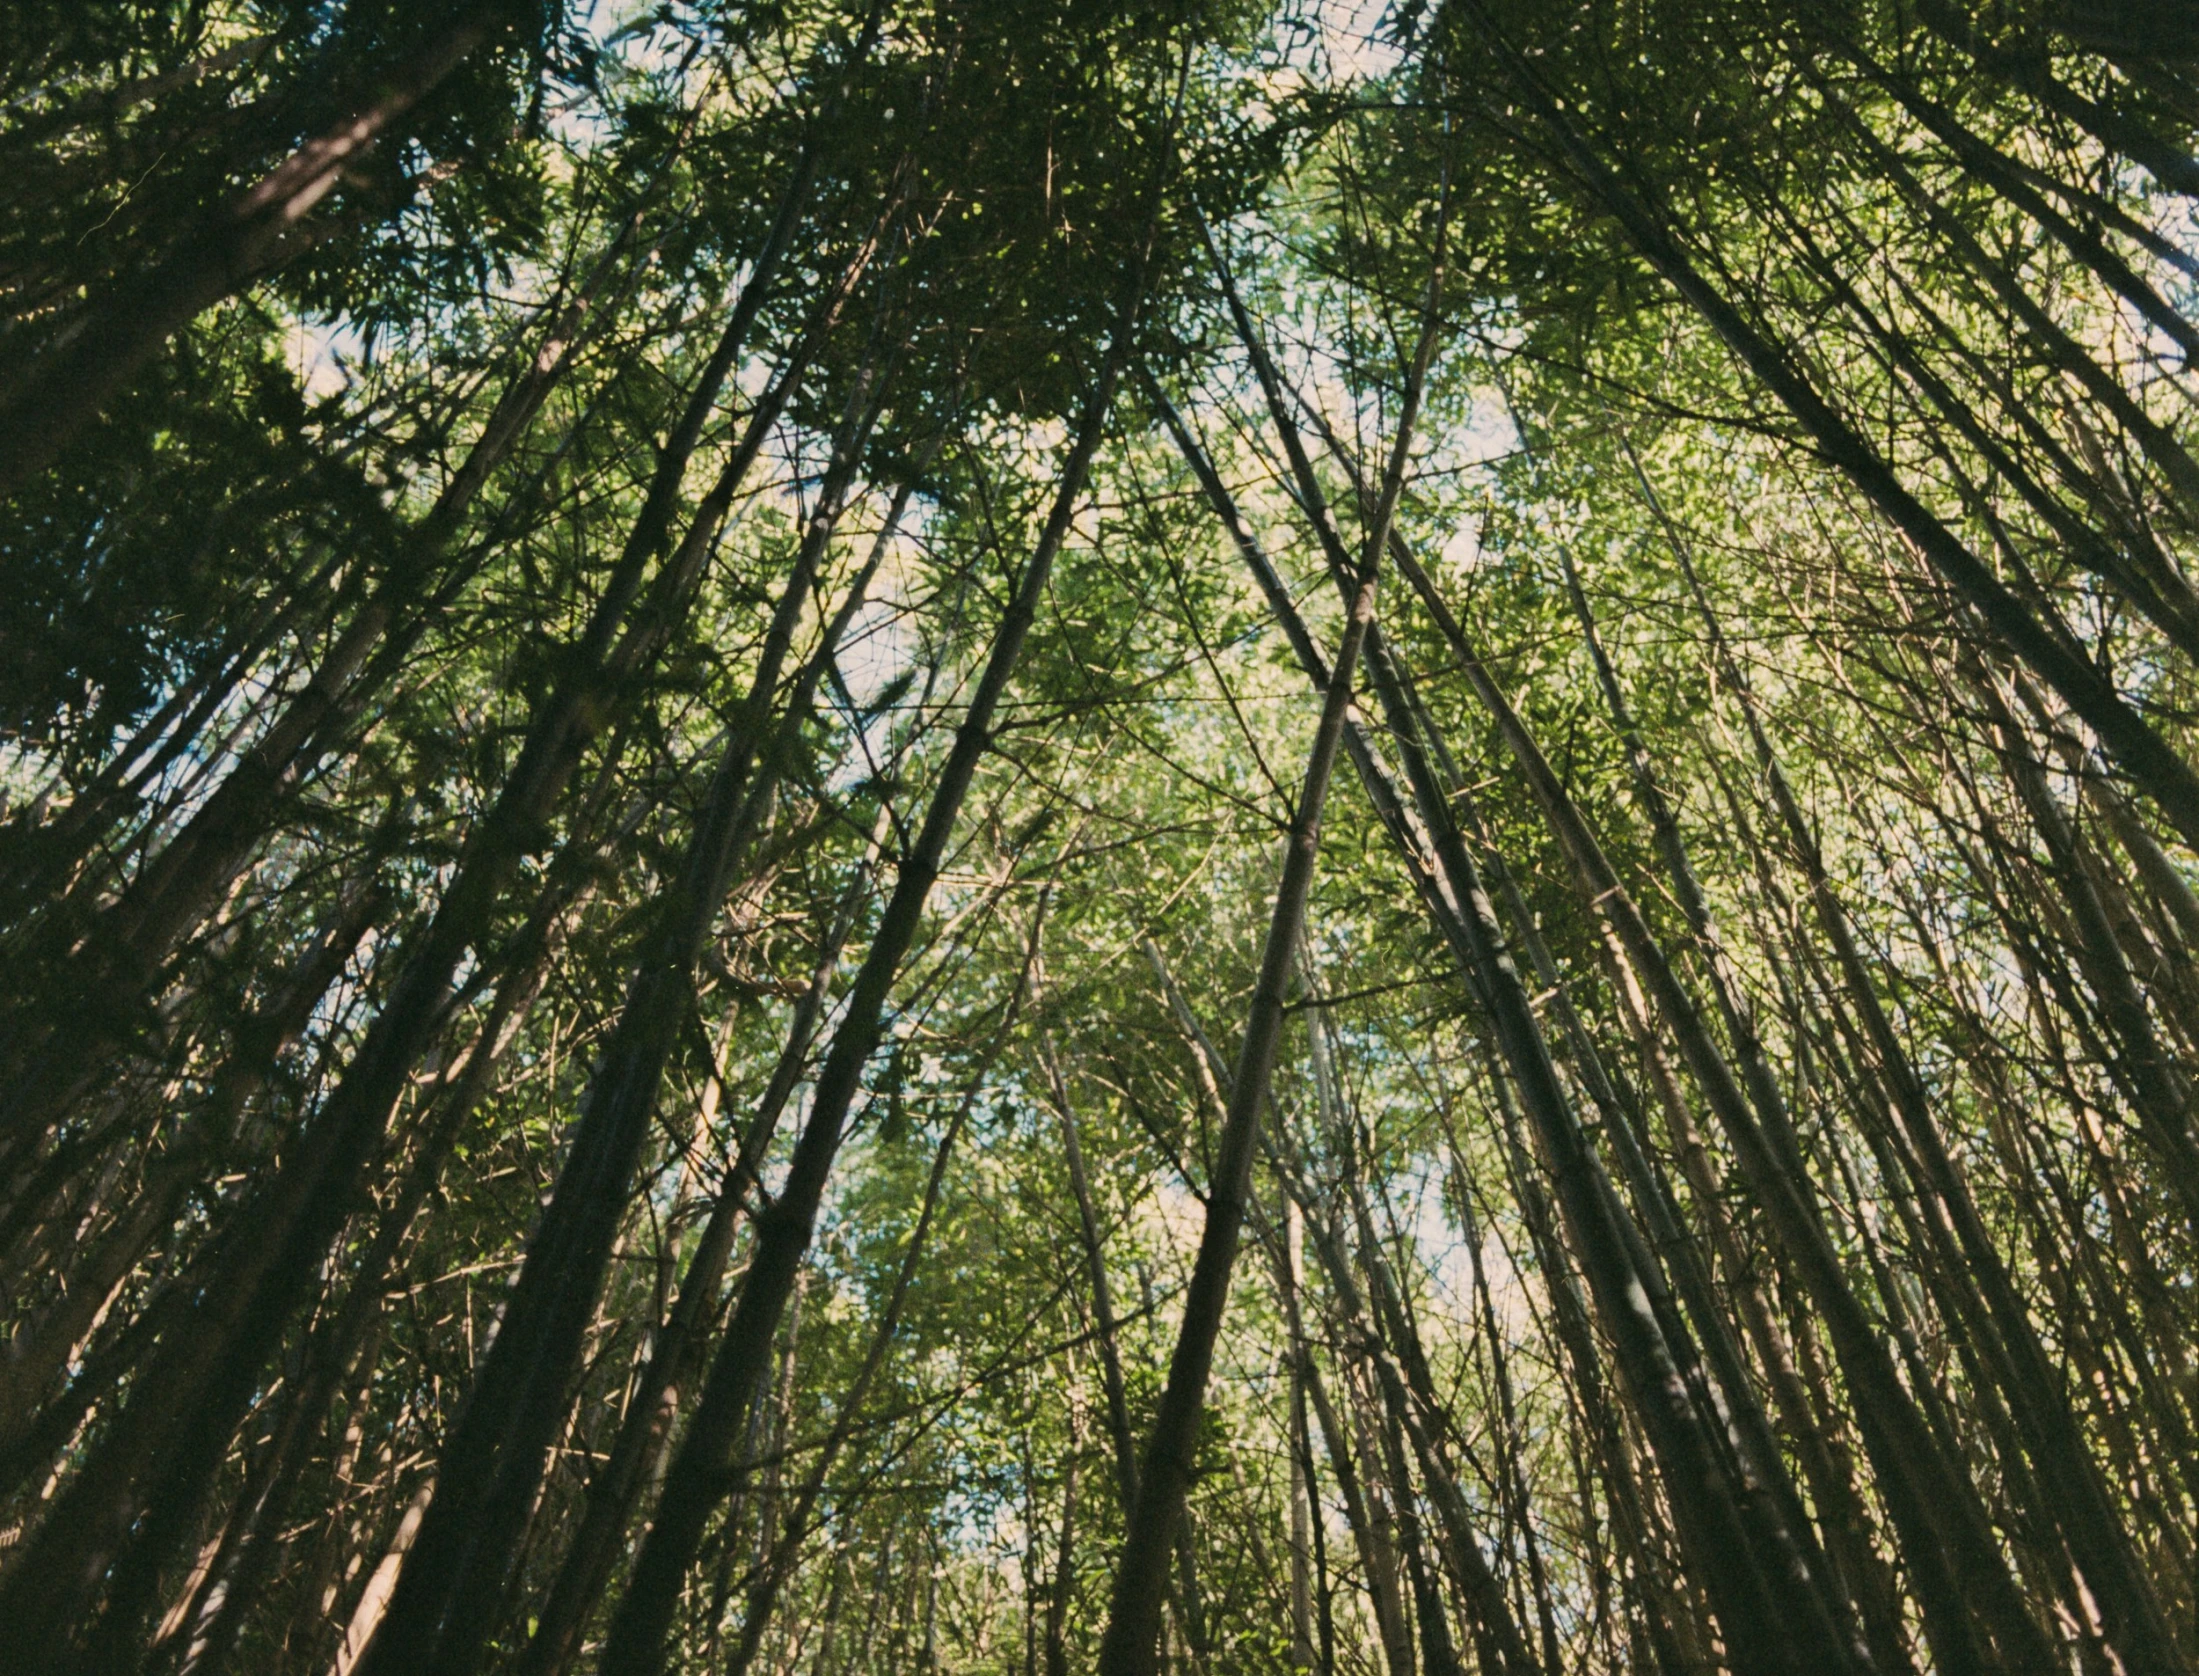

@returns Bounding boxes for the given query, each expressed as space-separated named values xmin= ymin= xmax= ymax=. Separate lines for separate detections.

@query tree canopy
xmin=4 ymin=2 xmax=2199 ymax=1674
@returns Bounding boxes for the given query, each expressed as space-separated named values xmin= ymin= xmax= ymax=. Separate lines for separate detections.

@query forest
xmin=3 ymin=0 xmax=2198 ymax=1672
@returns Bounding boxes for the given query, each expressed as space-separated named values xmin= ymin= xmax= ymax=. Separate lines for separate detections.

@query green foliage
xmin=5 ymin=0 xmax=2199 ymax=1671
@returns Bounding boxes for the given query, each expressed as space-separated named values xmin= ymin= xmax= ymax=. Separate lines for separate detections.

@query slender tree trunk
xmin=1095 ymin=413 xmax=1389 ymax=1675
xmin=1385 ymin=501 xmax=2056 ymax=1674
xmin=719 ymin=946 xmax=1037 ymax=1676
xmin=596 ymin=290 xmax=1145 ymax=1676
xmin=1283 ymin=1202 xmax=1317 ymax=1673
xmin=1173 ymin=287 xmax=1849 ymax=1674
xmin=1379 ymin=1407 xmax=1464 ymax=1676
xmin=349 ymin=350 xmax=890 ymax=1676
xmin=0 ymin=873 xmax=377 ymax=1443
xmin=1968 ymin=662 xmax=2199 ymax=1228
xmin=1279 ymin=1175 xmax=1539 ymax=1676
xmin=0 ymin=140 xmax=840 ymax=1159
xmin=512 ymin=807 xmax=892 ymax=1676
xmin=150 ymin=748 xmax=643 ymax=1676
xmin=1639 ymin=498 xmax=2194 ymax=1674
xmin=1299 ymin=1313 xmax=1411 ymax=1674
xmin=1099 ymin=205 xmax=1448 ymax=1672
xmin=0 ymin=282 xmax=838 ymax=1671
xmin=1455 ymin=1078 xmax=1708 ymax=1676
xmin=1044 ymin=1030 xmax=1142 ymax=1511
xmin=1045 ymin=1403 xmax=1081 ymax=1676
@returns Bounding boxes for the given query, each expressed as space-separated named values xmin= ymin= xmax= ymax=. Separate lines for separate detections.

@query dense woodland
xmin=3 ymin=1 xmax=2199 ymax=1672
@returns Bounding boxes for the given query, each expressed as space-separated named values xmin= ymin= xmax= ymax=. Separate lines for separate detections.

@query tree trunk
xmin=1044 ymin=1030 xmax=1142 ymax=1511
xmin=1385 ymin=498 xmax=2056 ymax=1674
xmin=596 ymin=296 xmax=1142 ymax=1676
xmin=0 ymin=137 xmax=837 ymax=1158
xmin=1096 ymin=366 xmax=1393 ymax=1673
xmin=1170 ymin=293 xmax=1849 ymax=1674
xmin=0 ymin=296 xmax=834 ymax=1672
xmin=1646 ymin=498 xmax=2194 ymax=1675
xmin=512 ymin=808 xmax=891 ymax=1676
xmin=348 ymin=351 xmax=888 ymax=1676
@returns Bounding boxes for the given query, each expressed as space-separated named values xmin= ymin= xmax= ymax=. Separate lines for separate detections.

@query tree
xmin=3 ymin=1 xmax=2198 ymax=1672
